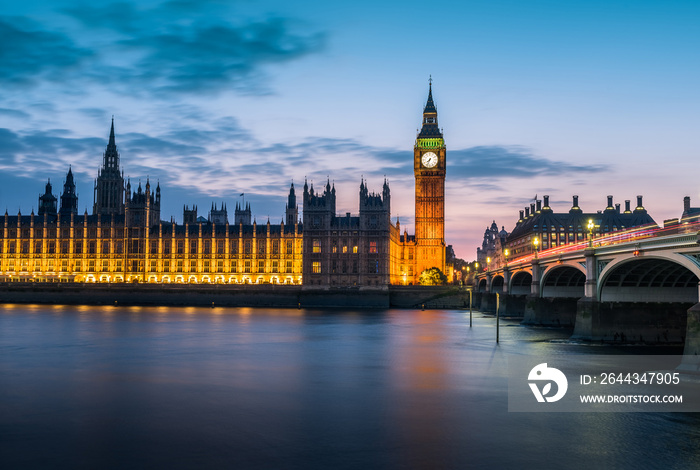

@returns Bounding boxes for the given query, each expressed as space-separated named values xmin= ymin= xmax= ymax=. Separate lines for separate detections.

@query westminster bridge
xmin=474 ymin=222 xmax=700 ymax=362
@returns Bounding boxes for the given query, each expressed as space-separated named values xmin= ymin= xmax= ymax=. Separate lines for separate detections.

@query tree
xmin=419 ymin=267 xmax=447 ymax=286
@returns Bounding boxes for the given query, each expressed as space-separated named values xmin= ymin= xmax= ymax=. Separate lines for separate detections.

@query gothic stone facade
xmin=0 ymin=83 xmax=449 ymax=286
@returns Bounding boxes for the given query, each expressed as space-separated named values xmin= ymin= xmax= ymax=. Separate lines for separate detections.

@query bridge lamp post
xmin=486 ymin=257 xmax=491 ymax=272
xmin=533 ymin=237 xmax=539 ymax=259
xmin=504 ymin=249 xmax=509 ymax=268
xmin=587 ymin=219 xmax=594 ymax=247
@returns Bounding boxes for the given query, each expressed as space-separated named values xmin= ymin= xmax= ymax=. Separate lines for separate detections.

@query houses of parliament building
xmin=0 ymin=85 xmax=450 ymax=286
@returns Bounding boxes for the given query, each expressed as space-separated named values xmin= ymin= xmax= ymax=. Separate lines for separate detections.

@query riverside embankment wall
xmin=0 ymin=283 xmax=471 ymax=309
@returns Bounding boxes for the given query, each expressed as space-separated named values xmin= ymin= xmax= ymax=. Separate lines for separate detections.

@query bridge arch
xmin=510 ymin=270 xmax=532 ymax=295
xmin=477 ymin=278 xmax=487 ymax=293
xmin=599 ymin=255 xmax=700 ymax=303
xmin=492 ymin=275 xmax=504 ymax=293
xmin=541 ymin=264 xmax=586 ymax=298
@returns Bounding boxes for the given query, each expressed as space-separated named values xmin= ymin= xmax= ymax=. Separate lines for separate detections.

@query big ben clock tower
xmin=414 ymin=79 xmax=446 ymax=278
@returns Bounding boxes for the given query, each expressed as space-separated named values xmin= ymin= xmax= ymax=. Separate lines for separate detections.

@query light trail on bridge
xmin=496 ymin=220 xmax=700 ymax=269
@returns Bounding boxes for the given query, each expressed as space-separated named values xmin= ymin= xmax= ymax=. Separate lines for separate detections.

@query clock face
xmin=421 ymin=152 xmax=438 ymax=168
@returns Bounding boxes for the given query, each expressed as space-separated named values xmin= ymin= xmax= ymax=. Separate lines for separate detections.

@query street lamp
xmin=504 ymin=248 xmax=509 ymax=268
xmin=587 ymin=219 xmax=594 ymax=247
xmin=533 ymin=237 xmax=539 ymax=258
xmin=486 ymin=257 xmax=491 ymax=272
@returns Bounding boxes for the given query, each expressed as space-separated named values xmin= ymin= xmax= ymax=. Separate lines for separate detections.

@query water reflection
xmin=0 ymin=305 xmax=698 ymax=469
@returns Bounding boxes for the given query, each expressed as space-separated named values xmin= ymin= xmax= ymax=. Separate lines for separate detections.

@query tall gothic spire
xmin=418 ymin=78 xmax=442 ymax=139
xmin=94 ymin=117 xmax=125 ymax=215
xmin=424 ymin=78 xmax=437 ymax=115
xmin=109 ymin=116 xmax=116 ymax=147
xmin=103 ymin=116 xmax=120 ymax=171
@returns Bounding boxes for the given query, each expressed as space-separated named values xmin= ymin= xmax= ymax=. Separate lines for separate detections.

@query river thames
xmin=1 ymin=304 xmax=699 ymax=469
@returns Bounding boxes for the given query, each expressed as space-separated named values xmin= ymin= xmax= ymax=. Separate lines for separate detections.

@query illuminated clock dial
xmin=421 ymin=152 xmax=438 ymax=168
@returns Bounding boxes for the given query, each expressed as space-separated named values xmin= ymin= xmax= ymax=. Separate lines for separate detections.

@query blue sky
xmin=1 ymin=0 xmax=698 ymax=258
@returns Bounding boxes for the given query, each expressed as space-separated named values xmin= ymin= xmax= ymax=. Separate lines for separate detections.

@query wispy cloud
xmin=0 ymin=2 xmax=325 ymax=97
xmin=449 ymin=146 xmax=607 ymax=178
xmin=0 ymin=17 xmax=92 ymax=87
xmin=0 ymin=121 xmax=608 ymax=207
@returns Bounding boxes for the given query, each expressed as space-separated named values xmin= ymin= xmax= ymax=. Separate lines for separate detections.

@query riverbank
xmin=0 ymin=282 xmax=471 ymax=309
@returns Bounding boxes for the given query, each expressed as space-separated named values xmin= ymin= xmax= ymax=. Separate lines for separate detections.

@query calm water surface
xmin=1 ymin=304 xmax=699 ymax=469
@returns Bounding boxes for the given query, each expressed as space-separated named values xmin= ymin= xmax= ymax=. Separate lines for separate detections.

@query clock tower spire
xmin=414 ymin=79 xmax=446 ymax=280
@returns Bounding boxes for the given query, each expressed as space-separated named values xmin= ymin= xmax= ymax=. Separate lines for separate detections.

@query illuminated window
xmin=313 ymin=239 xmax=321 ymax=253
xmin=272 ymin=260 xmax=279 ymax=273
xmin=369 ymin=241 xmax=377 ymax=254
xmin=312 ymin=261 xmax=321 ymax=273
xmin=244 ymin=260 xmax=251 ymax=273
xmin=245 ymin=240 xmax=251 ymax=255
xmin=286 ymin=240 xmax=293 ymax=254
xmin=190 ymin=240 xmax=197 ymax=254
xmin=272 ymin=240 xmax=279 ymax=255
xmin=353 ymin=245 xmax=358 ymax=254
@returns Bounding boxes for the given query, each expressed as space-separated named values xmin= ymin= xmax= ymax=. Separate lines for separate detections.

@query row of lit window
xmin=311 ymin=260 xmax=381 ymax=274
xmin=312 ymin=239 xmax=378 ymax=254
xmin=0 ymin=239 xmax=299 ymax=256
xmin=2 ymin=259 xmax=298 ymax=274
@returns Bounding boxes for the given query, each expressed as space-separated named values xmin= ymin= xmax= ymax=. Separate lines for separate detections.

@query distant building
xmin=504 ymin=195 xmax=656 ymax=258
xmin=682 ymin=196 xmax=700 ymax=224
xmin=476 ymin=221 xmax=508 ymax=269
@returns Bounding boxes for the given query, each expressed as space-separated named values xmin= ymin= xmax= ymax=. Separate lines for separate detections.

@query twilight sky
xmin=1 ymin=0 xmax=698 ymax=259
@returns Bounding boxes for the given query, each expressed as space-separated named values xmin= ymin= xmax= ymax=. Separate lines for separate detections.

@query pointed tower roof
xmin=417 ymin=78 xmax=443 ymax=139
xmin=102 ymin=116 xmax=120 ymax=172
xmin=108 ymin=116 xmax=116 ymax=147
xmin=423 ymin=78 xmax=437 ymax=114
